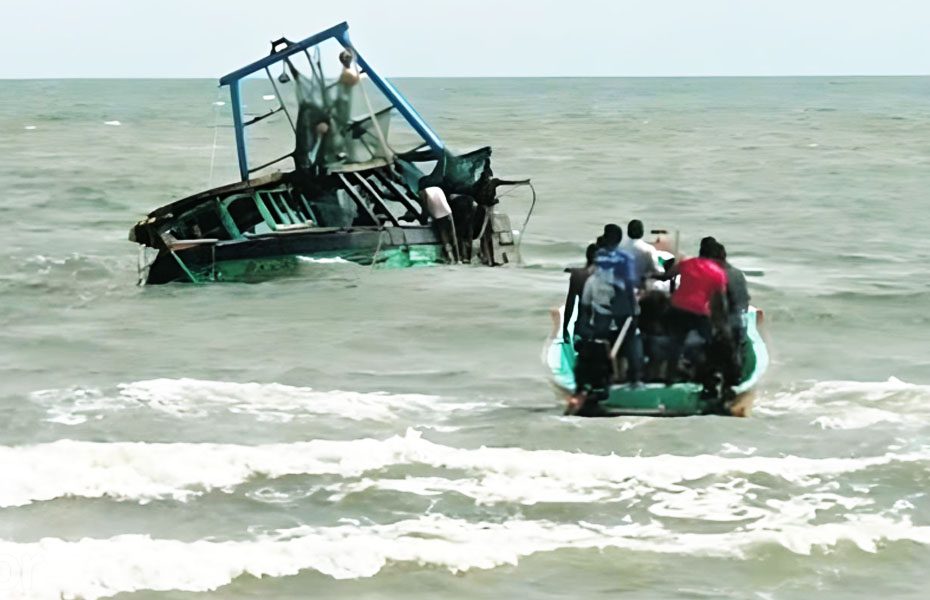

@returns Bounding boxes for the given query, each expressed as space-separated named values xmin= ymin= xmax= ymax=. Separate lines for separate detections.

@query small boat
xmin=130 ymin=22 xmax=529 ymax=284
xmin=544 ymin=304 xmax=769 ymax=417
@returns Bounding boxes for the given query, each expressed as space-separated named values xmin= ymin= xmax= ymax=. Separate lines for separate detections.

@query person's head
xmin=585 ymin=243 xmax=597 ymax=266
xmin=717 ymin=244 xmax=728 ymax=261
xmin=699 ymin=236 xmax=719 ymax=258
xmin=602 ymin=223 xmax=623 ymax=247
xmin=627 ymin=219 xmax=644 ymax=240
xmin=339 ymin=49 xmax=354 ymax=68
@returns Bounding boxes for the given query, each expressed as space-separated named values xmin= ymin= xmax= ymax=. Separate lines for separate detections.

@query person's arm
xmin=650 ymin=258 xmax=681 ymax=282
xmin=562 ymin=271 xmax=580 ymax=342
xmin=648 ymin=246 xmax=663 ymax=277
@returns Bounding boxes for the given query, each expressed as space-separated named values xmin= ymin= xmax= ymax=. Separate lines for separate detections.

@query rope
xmin=516 ymin=181 xmax=537 ymax=251
xmin=353 ymin=60 xmax=393 ymax=161
xmin=370 ymin=226 xmax=386 ymax=271
xmin=207 ymin=87 xmax=222 ymax=188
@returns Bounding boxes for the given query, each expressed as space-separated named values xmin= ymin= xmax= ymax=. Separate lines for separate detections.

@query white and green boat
xmin=544 ymin=305 xmax=769 ymax=417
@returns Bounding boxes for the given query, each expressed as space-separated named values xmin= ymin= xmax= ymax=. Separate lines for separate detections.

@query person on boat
xmin=638 ymin=289 xmax=673 ymax=381
xmin=330 ymin=49 xmax=360 ymax=159
xmin=706 ymin=243 xmax=751 ymax=396
xmin=294 ymin=97 xmax=333 ymax=172
xmin=448 ymin=193 xmax=479 ymax=262
xmin=568 ymin=238 xmax=644 ymax=413
xmin=619 ymin=219 xmax=663 ymax=290
xmin=595 ymin=223 xmax=622 ymax=251
xmin=717 ymin=244 xmax=750 ymax=342
xmin=663 ymin=237 xmax=729 ymax=384
xmin=562 ymin=243 xmax=598 ymax=343
xmin=420 ymin=187 xmax=458 ymax=262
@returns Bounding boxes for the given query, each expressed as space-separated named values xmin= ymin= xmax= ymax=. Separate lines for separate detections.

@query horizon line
xmin=2 ymin=73 xmax=930 ymax=81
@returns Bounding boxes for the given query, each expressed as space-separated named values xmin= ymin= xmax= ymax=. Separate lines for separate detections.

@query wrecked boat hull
xmin=129 ymin=23 xmax=528 ymax=284
xmin=142 ymin=228 xmax=445 ymax=284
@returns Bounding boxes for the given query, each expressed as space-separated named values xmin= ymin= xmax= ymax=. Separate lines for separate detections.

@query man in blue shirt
xmin=574 ymin=225 xmax=643 ymax=395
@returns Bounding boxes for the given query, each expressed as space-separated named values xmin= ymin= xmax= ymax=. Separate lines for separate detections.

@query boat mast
xmin=218 ymin=21 xmax=446 ymax=183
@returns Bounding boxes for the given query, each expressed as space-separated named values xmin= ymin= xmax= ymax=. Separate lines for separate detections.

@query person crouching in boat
xmin=566 ymin=226 xmax=644 ymax=415
xmin=420 ymin=187 xmax=459 ymax=263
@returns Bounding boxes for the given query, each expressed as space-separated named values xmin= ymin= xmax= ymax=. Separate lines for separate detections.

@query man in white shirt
xmin=619 ymin=219 xmax=663 ymax=290
xmin=420 ymin=186 xmax=457 ymax=262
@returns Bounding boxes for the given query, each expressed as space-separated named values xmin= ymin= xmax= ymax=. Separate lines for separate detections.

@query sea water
xmin=0 ymin=77 xmax=929 ymax=598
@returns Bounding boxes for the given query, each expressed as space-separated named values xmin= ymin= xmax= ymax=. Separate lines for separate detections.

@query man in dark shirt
xmin=563 ymin=243 xmax=597 ymax=343
xmin=717 ymin=244 xmax=750 ymax=341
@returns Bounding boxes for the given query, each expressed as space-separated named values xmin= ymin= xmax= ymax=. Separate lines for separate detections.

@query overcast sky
xmin=3 ymin=0 xmax=929 ymax=78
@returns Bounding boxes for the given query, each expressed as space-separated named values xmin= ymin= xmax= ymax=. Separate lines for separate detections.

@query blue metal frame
xmin=219 ymin=21 xmax=445 ymax=182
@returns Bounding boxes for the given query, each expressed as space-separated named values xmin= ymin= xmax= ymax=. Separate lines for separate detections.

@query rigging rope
xmin=353 ymin=60 xmax=393 ymax=161
xmin=207 ymin=87 xmax=223 ymax=189
xmin=516 ymin=181 xmax=537 ymax=251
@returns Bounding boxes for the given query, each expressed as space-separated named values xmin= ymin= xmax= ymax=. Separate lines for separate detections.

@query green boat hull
xmin=545 ymin=306 xmax=769 ymax=417
xmin=150 ymin=244 xmax=445 ymax=284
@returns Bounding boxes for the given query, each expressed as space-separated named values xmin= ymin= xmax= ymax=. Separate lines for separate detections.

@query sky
xmin=2 ymin=0 xmax=929 ymax=78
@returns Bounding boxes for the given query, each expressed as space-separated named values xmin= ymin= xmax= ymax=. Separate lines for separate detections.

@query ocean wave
xmin=10 ymin=253 xmax=127 ymax=285
xmin=31 ymin=378 xmax=464 ymax=425
xmin=1 ymin=429 xmax=926 ymax=508
xmin=758 ymin=377 xmax=930 ymax=429
xmin=0 ymin=513 xmax=927 ymax=599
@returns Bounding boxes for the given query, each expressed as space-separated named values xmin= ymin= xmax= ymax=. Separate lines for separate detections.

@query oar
xmin=609 ymin=316 xmax=633 ymax=380
xmin=610 ymin=317 xmax=633 ymax=360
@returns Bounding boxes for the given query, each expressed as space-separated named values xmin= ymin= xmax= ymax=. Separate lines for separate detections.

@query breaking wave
xmin=1 ymin=429 xmax=927 ymax=508
xmin=30 ymin=378 xmax=473 ymax=425
xmin=1 ymin=513 xmax=928 ymax=599
xmin=758 ymin=377 xmax=930 ymax=429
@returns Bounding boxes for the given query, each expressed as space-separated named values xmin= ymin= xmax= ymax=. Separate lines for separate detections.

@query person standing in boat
xmin=663 ymin=237 xmax=729 ymax=384
xmin=331 ymin=49 xmax=360 ymax=160
xmin=716 ymin=244 xmax=750 ymax=342
xmin=568 ymin=227 xmax=643 ymax=413
xmin=712 ymin=243 xmax=751 ymax=390
xmin=562 ymin=243 xmax=597 ymax=343
xmin=620 ymin=219 xmax=663 ymax=291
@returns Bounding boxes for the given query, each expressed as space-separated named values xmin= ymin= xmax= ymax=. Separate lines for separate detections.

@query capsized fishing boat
xmin=130 ymin=22 xmax=530 ymax=284
xmin=544 ymin=304 xmax=769 ymax=417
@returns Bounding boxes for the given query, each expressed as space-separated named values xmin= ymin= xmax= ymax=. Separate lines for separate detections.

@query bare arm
xmin=562 ymin=270 xmax=582 ymax=341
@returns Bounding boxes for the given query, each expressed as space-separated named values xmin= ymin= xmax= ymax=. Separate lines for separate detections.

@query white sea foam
xmin=296 ymin=256 xmax=352 ymax=264
xmin=104 ymin=120 xmax=121 ymax=126
xmin=262 ymin=94 xmax=276 ymax=100
xmin=24 ymin=125 xmax=37 ymax=130
xmin=1 ymin=430 xmax=927 ymax=508
xmin=0 ymin=513 xmax=928 ymax=599
xmin=758 ymin=377 xmax=930 ymax=429
xmin=213 ymin=101 xmax=226 ymax=106
xmin=31 ymin=378 xmax=452 ymax=424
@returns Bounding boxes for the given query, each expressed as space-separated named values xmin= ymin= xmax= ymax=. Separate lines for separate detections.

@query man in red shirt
xmin=665 ymin=237 xmax=729 ymax=383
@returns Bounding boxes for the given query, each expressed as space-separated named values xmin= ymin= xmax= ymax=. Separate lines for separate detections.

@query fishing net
xmin=409 ymin=146 xmax=493 ymax=198
xmin=291 ymin=52 xmax=392 ymax=171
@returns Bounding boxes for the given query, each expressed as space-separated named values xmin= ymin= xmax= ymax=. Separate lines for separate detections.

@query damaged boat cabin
xmin=130 ymin=22 xmax=526 ymax=284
